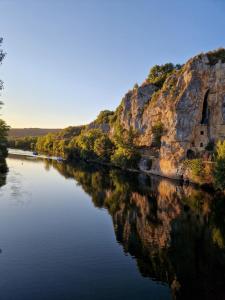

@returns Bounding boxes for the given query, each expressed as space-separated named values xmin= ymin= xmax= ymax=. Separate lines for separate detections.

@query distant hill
xmin=8 ymin=128 xmax=61 ymax=138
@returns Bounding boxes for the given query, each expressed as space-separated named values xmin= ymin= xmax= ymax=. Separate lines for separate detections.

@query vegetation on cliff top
xmin=94 ymin=110 xmax=114 ymax=125
xmin=147 ymin=63 xmax=182 ymax=88
xmin=207 ymin=48 xmax=225 ymax=65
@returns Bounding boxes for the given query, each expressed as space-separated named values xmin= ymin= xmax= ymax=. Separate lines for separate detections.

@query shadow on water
xmin=0 ymin=158 xmax=8 ymax=189
xmin=7 ymin=154 xmax=225 ymax=300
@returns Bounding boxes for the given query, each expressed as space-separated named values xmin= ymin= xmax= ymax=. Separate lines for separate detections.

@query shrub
xmin=212 ymin=227 xmax=225 ymax=249
xmin=214 ymin=140 xmax=225 ymax=189
xmin=111 ymin=147 xmax=140 ymax=169
xmin=133 ymin=83 xmax=139 ymax=89
xmin=152 ymin=122 xmax=164 ymax=147
xmin=216 ymin=140 xmax=225 ymax=159
xmin=185 ymin=158 xmax=214 ymax=184
xmin=184 ymin=159 xmax=204 ymax=177
xmin=205 ymin=140 xmax=215 ymax=151
xmin=95 ymin=110 xmax=114 ymax=125
xmin=207 ymin=48 xmax=225 ymax=65
xmin=93 ymin=135 xmax=114 ymax=161
xmin=8 ymin=136 xmax=37 ymax=150
xmin=147 ymin=63 xmax=181 ymax=88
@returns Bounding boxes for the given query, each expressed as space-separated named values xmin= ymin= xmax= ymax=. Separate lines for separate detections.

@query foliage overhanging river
xmin=0 ymin=149 xmax=225 ymax=300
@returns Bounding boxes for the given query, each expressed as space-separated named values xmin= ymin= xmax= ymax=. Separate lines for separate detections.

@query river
xmin=0 ymin=150 xmax=224 ymax=299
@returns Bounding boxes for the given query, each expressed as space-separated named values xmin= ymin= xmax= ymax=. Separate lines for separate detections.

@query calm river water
xmin=0 ymin=150 xmax=225 ymax=300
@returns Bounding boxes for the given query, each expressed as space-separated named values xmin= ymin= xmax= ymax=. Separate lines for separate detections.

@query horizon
xmin=1 ymin=0 xmax=225 ymax=128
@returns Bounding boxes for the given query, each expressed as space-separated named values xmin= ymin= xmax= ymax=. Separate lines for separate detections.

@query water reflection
xmin=6 ymin=154 xmax=225 ymax=299
xmin=0 ymin=166 xmax=7 ymax=190
xmin=45 ymin=159 xmax=225 ymax=300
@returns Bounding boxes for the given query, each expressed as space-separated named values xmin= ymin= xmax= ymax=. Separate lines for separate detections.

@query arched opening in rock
xmin=201 ymin=90 xmax=210 ymax=124
xmin=187 ymin=149 xmax=195 ymax=159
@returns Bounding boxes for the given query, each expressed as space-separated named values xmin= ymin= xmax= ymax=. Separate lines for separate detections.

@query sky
xmin=0 ymin=0 xmax=225 ymax=128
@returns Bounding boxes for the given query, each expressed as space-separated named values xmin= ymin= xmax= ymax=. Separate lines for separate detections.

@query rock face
xmin=118 ymin=83 xmax=157 ymax=133
xmin=113 ymin=49 xmax=225 ymax=179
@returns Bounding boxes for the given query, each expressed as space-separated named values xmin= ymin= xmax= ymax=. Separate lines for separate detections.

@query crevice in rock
xmin=200 ymin=90 xmax=210 ymax=124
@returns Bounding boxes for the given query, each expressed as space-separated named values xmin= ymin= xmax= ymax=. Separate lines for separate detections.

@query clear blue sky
xmin=0 ymin=0 xmax=225 ymax=128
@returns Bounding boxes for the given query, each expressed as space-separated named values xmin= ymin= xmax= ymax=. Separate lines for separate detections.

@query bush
xmin=93 ymin=135 xmax=114 ymax=161
xmin=8 ymin=136 xmax=37 ymax=150
xmin=214 ymin=158 xmax=225 ymax=190
xmin=111 ymin=147 xmax=140 ymax=169
xmin=152 ymin=122 xmax=164 ymax=147
xmin=216 ymin=140 xmax=225 ymax=159
xmin=214 ymin=141 xmax=225 ymax=189
xmin=205 ymin=141 xmax=215 ymax=151
xmin=113 ymin=124 xmax=137 ymax=150
xmin=207 ymin=48 xmax=225 ymax=65
xmin=185 ymin=159 xmax=204 ymax=177
xmin=185 ymin=158 xmax=214 ymax=184
xmin=133 ymin=83 xmax=139 ymax=89
xmin=95 ymin=110 xmax=114 ymax=125
xmin=147 ymin=63 xmax=181 ymax=88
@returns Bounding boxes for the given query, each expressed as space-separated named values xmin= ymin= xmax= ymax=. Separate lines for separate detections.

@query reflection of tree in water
xmin=0 ymin=160 xmax=8 ymax=256
xmin=47 ymin=159 xmax=225 ymax=300
xmin=0 ymin=163 xmax=7 ymax=189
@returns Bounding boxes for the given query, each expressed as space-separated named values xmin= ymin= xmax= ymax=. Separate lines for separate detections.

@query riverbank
xmin=9 ymin=148 xmax=219 ymax=194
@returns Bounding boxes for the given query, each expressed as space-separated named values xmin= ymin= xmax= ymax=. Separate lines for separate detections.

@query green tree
xmin=94 ymin=135 xmax=114 ymax=160
xmin=147 ymin=63 xmax=178 ymax=88
xmin=133 ymin=83 xmax=139 ymax=89
xmin=214 ymin=140 xmax=225 ymax=190
xmin=0 ymin=38 xmax=9 ymax=161
xmin=95 ymin=110 xmax=114 ymax=125
xmin=0 ymin=38 xmax=6 ymax=91
xmin=152 ymin=122 xmax=164 ymax=147
xmin=110 ymin=146 xmax=140 ymax=169
xmin=8 ymin=136 xmax=37 ymax=151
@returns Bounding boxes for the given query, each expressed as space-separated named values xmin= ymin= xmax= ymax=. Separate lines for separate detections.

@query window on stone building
xmin=200 ymin=143 xmax=203 ymax=147
xmin=200 ymin=131 xmax=204 ymax=135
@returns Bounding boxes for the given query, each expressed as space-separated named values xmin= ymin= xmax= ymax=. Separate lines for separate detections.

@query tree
xmin=152 ymin=122 xmax=164 ymax=147
xmin=0 ymin=38 xmax=5 ymax=92
xmin=110 ymin=146 xmax=140 ymax=169
xmin=94 ymin=135 xmax=114 ymax=160
xmin=214 ymin=140 xmax=225 ymax=190
xmin=147 ymin=63 xmax=178 ymax=88
xmin=133 ymin=83 xmax=139 ymax=89
xmin=95 ymin=110 xmax=114 ymax=125
xmin=0 ymin=38 xmax=9 ymax=161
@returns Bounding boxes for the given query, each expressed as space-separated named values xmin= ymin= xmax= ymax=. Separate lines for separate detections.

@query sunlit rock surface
xmin=113 ymin=49 xmax=225 ymax=178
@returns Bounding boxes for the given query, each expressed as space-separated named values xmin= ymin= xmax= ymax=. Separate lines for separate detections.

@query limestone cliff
xmin=111 ymin=48 xmax=225 ymax=179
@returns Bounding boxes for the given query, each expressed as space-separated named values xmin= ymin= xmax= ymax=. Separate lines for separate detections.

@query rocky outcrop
xmin=117 ymin=83 xmax=157 ymax=132
xmin=113 ymin=49 xmax=225 ymax=179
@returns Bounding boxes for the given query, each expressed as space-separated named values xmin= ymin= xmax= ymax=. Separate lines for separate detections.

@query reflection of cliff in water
xmin=46 ymin=159 xmax=225 ymax=300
